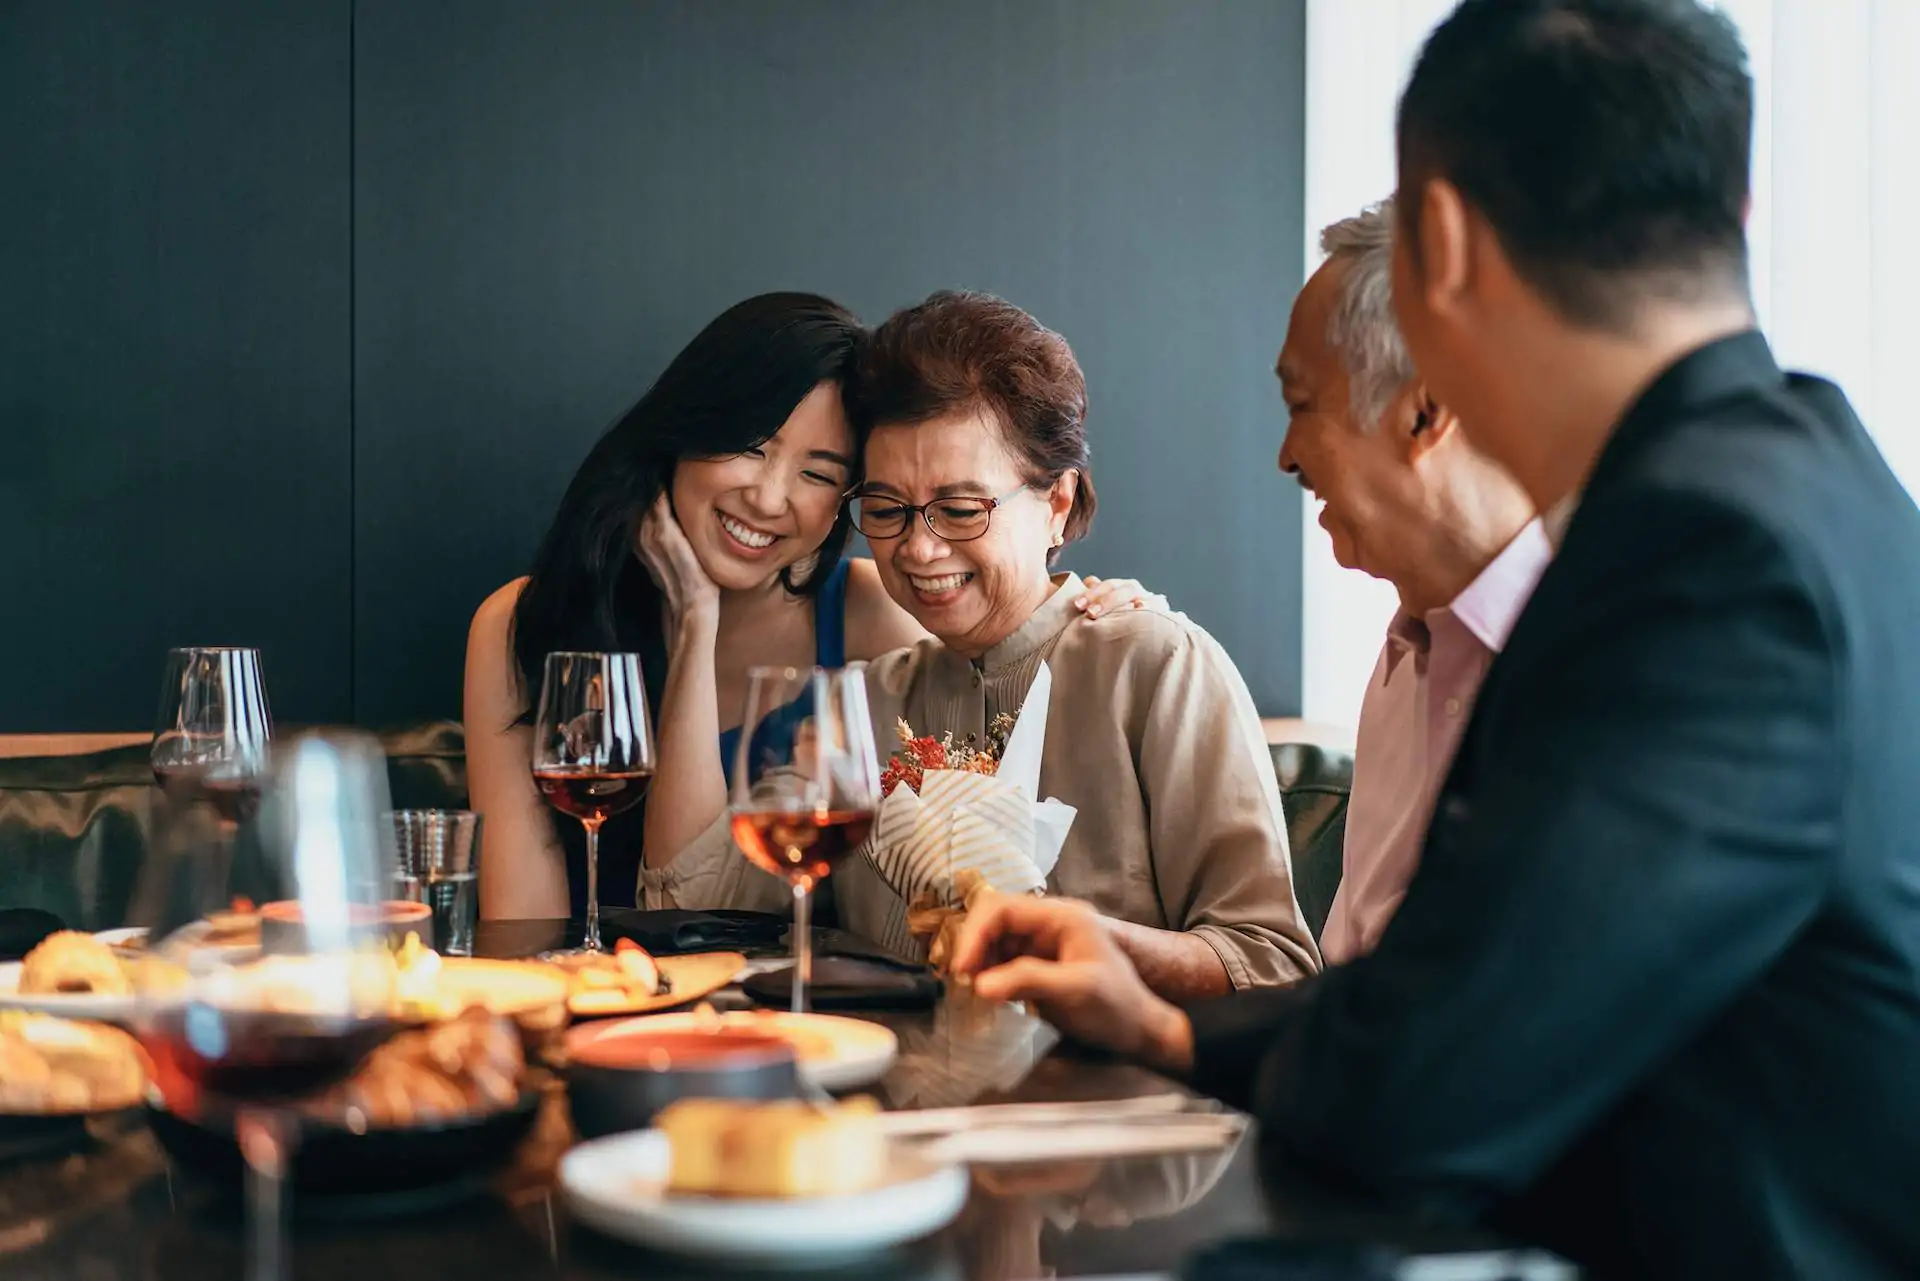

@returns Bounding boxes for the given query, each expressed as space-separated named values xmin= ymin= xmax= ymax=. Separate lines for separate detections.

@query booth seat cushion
xmin=0 ymin=724 xmax=471 ymax=930
xmin=1271 ymin=741 xmax=1353 ymax=942
xmin=1 ymin=720 xmax=1344 ymax=939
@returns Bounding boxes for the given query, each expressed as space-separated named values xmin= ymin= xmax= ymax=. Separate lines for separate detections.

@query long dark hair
xmin=511 ymin=292 xmax=864 ymax=717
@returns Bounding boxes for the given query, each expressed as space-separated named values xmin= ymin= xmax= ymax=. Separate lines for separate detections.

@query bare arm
xmin=626 ymin=496 xmax=735 ymax=869
xmin=465 ymin=579 xmax=569 ymax=921
xmin=1103 ymin=916 xmax=1233 ymax=1000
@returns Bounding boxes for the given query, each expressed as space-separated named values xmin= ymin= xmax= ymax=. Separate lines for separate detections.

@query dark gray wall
xmin=1 ymin=0 xmax=352 ymax=731
xmin=3 ymin=0 xmax=1304 ymax=732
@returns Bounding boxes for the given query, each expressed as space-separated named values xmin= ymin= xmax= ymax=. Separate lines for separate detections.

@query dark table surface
xmin=0 ymin=918 xmax=1276 ymax=1281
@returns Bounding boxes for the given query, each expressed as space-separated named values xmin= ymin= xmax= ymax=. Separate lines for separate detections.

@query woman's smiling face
xmin=859 ymin=408 xmax=1073 ymax=657
xmin=669 ymin=381 xmax=855 ymax=591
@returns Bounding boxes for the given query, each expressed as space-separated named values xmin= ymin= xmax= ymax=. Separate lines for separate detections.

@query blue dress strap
xmin=717 ymin=558 xmax=854 ymax=784
xmin=814 ymin=557 xmax=852 ymax=667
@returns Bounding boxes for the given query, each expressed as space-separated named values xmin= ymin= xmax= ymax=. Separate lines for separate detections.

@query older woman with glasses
xmin=841 ymin=291 xmax=1320 ymax=997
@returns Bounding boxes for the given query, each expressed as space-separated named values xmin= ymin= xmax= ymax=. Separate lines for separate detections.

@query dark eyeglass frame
xmin=846 ymin=484 xmax=1031 ymax=543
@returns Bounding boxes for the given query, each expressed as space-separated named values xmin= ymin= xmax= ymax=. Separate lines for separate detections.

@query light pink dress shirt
xmin=1319 ymin=519 xmax=1554 ymax=964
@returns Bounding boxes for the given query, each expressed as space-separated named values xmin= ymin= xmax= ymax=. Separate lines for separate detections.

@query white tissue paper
xmin=865 ymin=663 xmax=1077 ymax=948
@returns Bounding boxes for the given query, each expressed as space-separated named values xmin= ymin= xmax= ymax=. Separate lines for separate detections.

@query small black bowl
xmin=562 ymin=1022 xmax=799 ymax=1140
xmin=148 ymin=1087 xmax=541 ymax=1207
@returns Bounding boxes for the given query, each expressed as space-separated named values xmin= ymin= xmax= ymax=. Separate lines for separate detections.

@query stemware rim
xmin=543 ymin=649 xmax=642 ymax=660
xmin=164 ymin=645 xmax=263 ymax=655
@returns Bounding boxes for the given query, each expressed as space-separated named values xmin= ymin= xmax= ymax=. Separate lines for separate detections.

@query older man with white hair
xmin=1275 ymin=199 xmax=1549 ymax=962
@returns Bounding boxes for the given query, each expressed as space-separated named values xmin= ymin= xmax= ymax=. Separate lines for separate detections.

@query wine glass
xmin=152 ymin=646 xmax=273 ymax=824
xmin=530 ymin=651 xmax=654 ymax=955
xmin=131 ymin=729 xmax=403 ymax=1281
xmin=729 ymin=666 xmax=882 ymax=1014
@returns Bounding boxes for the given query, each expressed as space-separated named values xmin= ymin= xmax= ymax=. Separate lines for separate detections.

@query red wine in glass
xmin=140 ymin=1005 xmax=398 ymax=1117
xmin=730 ymin=808 xmax=875 ymax=886
xmin=153 ymin=766 xmax=264 ymax=825
xmin=530 ymin=652 xmax=655 ymax=956
xmin=532 ymin=768 xmax=653 ymax=823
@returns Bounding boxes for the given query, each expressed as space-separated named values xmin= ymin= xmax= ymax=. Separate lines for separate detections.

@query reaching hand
xmin=638 ymin=494 xmax=721 ymax=630
xmin=948 ymin=892 xmax=1194 ymax=1075
xmin=1074 ymin=576 xmax=1169 ymax=621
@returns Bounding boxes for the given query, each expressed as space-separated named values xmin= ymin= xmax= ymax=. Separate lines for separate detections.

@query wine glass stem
xmin=236 ymin=1104 xmax=291 ymax=1281
xmin=791 ymin=879 xmax=811 ymax=1015
xmin=582 ymin=818 xmax=603 ymax=952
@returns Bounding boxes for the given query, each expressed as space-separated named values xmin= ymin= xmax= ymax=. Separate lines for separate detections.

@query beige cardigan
xmin=641 ymin=575 xmax=1322 ymax=989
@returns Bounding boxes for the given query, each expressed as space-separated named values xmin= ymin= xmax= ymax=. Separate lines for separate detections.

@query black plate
xmin=148 ymin=1087 xmax=541 ymax=1210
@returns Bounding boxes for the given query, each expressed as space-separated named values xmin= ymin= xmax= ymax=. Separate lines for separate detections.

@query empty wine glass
xmin=152 ymin=646 xmax=272 ymax=824
xmin=529 ymin=652 xmax=654 ymax=956
xmin=729 ymin=666 xmax=882 ymax=1013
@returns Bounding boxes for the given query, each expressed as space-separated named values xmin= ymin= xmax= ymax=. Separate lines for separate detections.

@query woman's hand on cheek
xmin=638 ymin=494 xmax=722 ymax=632
xmin=1073 ymin=576 xmax=1167 ymax=621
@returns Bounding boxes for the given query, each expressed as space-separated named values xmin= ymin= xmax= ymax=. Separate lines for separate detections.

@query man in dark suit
xmin=948 ymin=2 xmax=1920 ymax=1276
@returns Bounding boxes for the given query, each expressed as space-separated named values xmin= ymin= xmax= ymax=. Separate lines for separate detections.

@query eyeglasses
xmin=848 ymin=485 xmax=1031 ymax=543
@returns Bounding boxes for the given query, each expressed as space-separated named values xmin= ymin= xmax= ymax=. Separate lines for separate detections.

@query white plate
xmin=115 ymin=923 xmax=261 ymax=969
xmin=561 ymin=1128 xmax=967 ymax=1265
xmin=0 ymin=927 xmax=243 ymax=1023
xmin=591 ymin=1010 xmax=899 ymax=1091
xmin=0 ymin=962 xmax=138 ymax=1024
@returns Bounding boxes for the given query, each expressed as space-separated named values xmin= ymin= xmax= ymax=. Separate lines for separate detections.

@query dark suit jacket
xmin=1188 ymin=332 xmax=1920 ymax=1279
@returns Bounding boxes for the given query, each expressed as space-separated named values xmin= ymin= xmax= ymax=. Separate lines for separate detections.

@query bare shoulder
xmin=842 ymin=557 xmax=931 ymax=658
xmin=471 ymin=576 xmax=529 ymax=639
xmin=465 ymin=577 xmax=530 ymax=715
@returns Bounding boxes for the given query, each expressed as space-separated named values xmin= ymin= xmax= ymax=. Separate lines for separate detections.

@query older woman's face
xmin=861 ymin=411 xmax=1073 ymax=658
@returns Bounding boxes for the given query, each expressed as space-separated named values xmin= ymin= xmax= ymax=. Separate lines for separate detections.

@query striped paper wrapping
xmin=865 ymin=770 xmax=1049 ymax=911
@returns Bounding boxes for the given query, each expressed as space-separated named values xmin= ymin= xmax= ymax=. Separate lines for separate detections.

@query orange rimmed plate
xmin=556 ymin=951 xmax=747 ymax=1019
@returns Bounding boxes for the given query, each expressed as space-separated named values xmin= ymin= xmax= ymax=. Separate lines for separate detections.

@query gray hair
xmin=1318 ymin=199 xmax=1416 ymax=431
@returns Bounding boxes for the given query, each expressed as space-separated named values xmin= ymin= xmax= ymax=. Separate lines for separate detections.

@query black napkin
xmin=741 ymin=955 xmax=943 ymax=1011
xmin=0 ymin=908 xmax=67 ymax=962
xmin=593 ymin=908 xmax=789 ymax=956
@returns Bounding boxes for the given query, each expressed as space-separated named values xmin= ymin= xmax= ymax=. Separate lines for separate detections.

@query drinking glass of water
xmin=390 ymin=810 xmax=482 ymax=955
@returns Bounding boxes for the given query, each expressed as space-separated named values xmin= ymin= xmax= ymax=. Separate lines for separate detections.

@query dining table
xmin=0 ymin=917 xmax=1287 ymax=1281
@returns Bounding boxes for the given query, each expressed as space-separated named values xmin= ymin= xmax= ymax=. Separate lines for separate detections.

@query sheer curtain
xmin=1298 ymin=0 xmax=1919 ymax=730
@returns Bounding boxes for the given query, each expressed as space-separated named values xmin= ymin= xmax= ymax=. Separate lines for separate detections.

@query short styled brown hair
xmin=849 ymin=290 xmax=1098 ymax=551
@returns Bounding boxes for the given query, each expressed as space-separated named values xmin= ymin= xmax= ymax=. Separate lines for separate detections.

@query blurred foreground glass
xmin=729 ymin=666 xmax=882 ymax=1013
xmin=130 ymin=729 xmax=402 ymax=1281
xmin=390 ymin=810 xmax=481 ymax=955
xmin=152 ymin=646 xmax=272 ymax=824
xmin=530 ymin=652 xmax=654 ymax=956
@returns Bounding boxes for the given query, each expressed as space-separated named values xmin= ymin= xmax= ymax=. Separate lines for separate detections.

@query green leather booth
xmin=0 ymin=723 xmax=1352 ymax=940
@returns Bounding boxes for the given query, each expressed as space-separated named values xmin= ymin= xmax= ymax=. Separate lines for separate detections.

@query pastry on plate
xmin=551 ymin=938 xmax=668 ymax=1009
xmin=19 ymin=931 xmax=133 ymax=996
xmin=656 ymin=1095 xmax=885 ymax=1198
xmin=308 ymin=1006 xmax=524 ymax=1129
xmin=0 ymin=1011 xmax=147 ymax=1114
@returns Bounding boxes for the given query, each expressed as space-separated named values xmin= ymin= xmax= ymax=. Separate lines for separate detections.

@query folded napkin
xmin=740 ymin=955 xmax=943 ymax=1011
xmin=593 ymin=908 xmax=789 ymax=956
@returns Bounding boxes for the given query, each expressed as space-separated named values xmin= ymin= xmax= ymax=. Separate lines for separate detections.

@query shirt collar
xmin=1381 ymin=518 xmax=1552 ymax=678
xmin=1542 ymin=491 xmax=1580 ymax=549
xmin=965 ymin=573 xmax=1085 ymax=674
